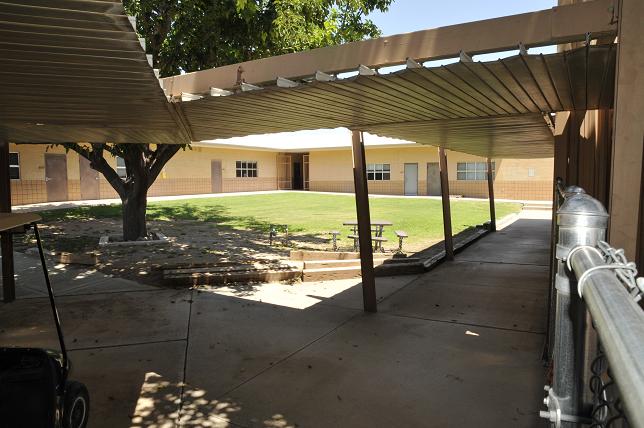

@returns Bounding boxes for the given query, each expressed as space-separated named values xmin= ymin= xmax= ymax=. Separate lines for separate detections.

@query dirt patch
xmin=13 ymin=218 xmax=346 ymax=287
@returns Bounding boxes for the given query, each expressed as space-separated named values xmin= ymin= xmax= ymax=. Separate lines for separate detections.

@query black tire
xmin=62 ymin=381 xmax=89 ymax=428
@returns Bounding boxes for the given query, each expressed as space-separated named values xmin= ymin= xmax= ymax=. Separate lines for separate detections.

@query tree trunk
xmin=121 ymin=185 xmax=148 ymax=241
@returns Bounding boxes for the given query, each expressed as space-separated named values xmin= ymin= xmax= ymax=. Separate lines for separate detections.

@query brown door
xmin=211 ymin=160 xmax=222 ymax=193
xmin=45 ymin=154 xmax=68 ymax=202
xmin=79 ymin=157 xmax=100 ymax=200
xmin=427 ymin=162 xmax=441 ymax=196
xmin=277 ymin=154 xmax=292 ymax=190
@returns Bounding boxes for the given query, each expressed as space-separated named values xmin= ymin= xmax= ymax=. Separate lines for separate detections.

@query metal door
xmin=426 ymin=162 xmax=441 ymax=196
xmin=45 ymin=154 xmax=68 ymax=202
xmin=404 ymin=163 xmax=418 ymax=196
xmin=79 ymin=157 xmax=100 ymax=200
xmin=211 ymin=160 xmax=222 ymax=193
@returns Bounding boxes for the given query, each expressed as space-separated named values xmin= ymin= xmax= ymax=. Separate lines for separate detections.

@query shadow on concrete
xmin=0 ymin=214 xmax=551 ymax=427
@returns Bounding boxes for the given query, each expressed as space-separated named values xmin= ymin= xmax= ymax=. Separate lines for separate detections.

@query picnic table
xmin=343 ymin=220 xmax=393 ymax=252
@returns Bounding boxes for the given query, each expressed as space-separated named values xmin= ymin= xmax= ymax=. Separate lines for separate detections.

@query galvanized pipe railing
xmin=568 ymin=245 xmax=644 ymax=426
xmin=541 ymin=183 xmax=644 ymax=428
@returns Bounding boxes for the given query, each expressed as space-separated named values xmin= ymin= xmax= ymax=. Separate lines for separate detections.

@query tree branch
xmin=148 ymin=144 xmax=182 ymax=187
xmin=62 ymin=143 xmax=126 ymax=198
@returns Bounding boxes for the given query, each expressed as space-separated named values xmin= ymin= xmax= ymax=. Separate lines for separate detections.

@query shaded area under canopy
xmin=179 ymin=45 xmax=615 ymax=158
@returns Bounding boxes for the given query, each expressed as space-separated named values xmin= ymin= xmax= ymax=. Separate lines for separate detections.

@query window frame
xmin=366 ymin=163 xmax=391 ymax=181
xmin=456 ymin=161 xmax=495 ymax=181
xmin=115 ymin=156 xmax=127 ymax=179
xmin=235 ymin=160 xmax=258 ymax=178
xmin=9 ymin=152 xmax=20 ymax=180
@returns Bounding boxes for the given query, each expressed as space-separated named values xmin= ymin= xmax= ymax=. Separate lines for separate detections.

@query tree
xmin=62 ymin=0 xmax=393 ymax=240
xmin=123 ymin=0 xmax=393 ymax=77
xmin=61 ymin=143 xmax=185 ymax=240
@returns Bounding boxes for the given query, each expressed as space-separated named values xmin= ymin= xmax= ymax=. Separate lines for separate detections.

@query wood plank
xmin=162 ymin=0 xmax=617 ymax=94
xmin=0 ymin=213 xmax=42 ymax=232
xmin=439 ymin=146 xmax=454 ymax=260
xmin=487 ymin=158 xmax=497 ymax=232
xmin=351 ymin=130 xmax=377 ymax=312
xmin=609 ymin=0 xmax=644 ymax=260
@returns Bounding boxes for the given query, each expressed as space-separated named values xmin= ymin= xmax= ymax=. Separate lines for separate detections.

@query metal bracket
xmin=540 ymin=386 xmax=592 ymax=427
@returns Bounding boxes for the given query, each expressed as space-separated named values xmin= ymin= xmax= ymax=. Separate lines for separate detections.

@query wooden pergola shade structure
xmin=0 ymin=0 xmax=620 ymax=311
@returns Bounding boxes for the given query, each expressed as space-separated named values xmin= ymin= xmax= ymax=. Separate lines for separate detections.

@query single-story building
xmin=8 ymin=135 xmax=552 ymax=205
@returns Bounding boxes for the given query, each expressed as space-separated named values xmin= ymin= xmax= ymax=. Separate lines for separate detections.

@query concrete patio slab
xmin=379 ymin=277 xmax=548 ymax=332
xmin=182 ymin=291 xmax=359 ymax=402
xmin=0 ymin=289 xmax=190 ymax=350
xmin=296 ymin=274 xmax=420 ymax=310
xmin=2 ymin=252 xmax=156 ymax=299
xmin=456 ymin=240 xmax=550 ymax=265
xmin=420 ymin=260 xmax=549 ymax=290
xmin=69 ymin=341 xmax=186 ymax=428
xmin=219 ymin=313 xmax=545 ymax=428
xmin=196 ymin=275 xmax=419 ymax=312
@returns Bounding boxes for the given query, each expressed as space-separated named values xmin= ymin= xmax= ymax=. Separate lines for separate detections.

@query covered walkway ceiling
xmin=0 ymin=0 xmax=185 ymax=145
xmin=0 ymin=0 xmax=617 ymax=159
xmin=178 ymin=45 xmax=615 ymax=158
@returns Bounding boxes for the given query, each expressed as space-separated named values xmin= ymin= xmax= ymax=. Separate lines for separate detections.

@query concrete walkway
xmin=0 ymin=211 xmax=550 ymax=427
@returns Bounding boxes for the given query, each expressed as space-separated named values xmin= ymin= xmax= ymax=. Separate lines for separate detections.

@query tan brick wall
xmin=8 ymin=142 xmax=553 ymax=204
xmin=7 ymin=144 xmax=280 ymax=204
xmin=309 ymin=180 xmax=354 ymax=193
xmin=310 ymin=180 xmax=427 ymax=196
xmin=99 ymin=181 xmax=119 ymax=199
xmin=10 ymin=180 xmax=47 ymax=205
xmin=309 ymin=146 xmax=553 ymax=200
xmin=449 ymin=180 xmax=551 ymax=200
xmin=222 ymin=177 xmax=276 ymax=192
xmin=67 ymin=179 xmax=81 ymax=201
xmin=148 ymin=178 xmax=211 ymax=196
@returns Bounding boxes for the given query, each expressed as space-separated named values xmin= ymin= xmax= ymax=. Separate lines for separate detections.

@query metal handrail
xmin=569 ymin=246 xmax=644 ymax=426
xmin=542 ymin=182 xmax=644 ymax=427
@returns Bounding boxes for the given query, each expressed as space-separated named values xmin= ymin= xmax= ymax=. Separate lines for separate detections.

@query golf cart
xmin=0 ymin=213 xmax=90 ymax=428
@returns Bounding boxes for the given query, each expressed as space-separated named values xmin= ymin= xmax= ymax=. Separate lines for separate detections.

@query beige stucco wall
xmin=8 ymin=144 xmax=278 ymax=204
xmin=309 ymin=146 xmax=553 ymax=200
xmin=8 ymin=142 xmax=552 ymax=205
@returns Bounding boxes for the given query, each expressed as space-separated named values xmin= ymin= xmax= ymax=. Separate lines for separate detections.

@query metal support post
xmin=544 ymin=191 xmax=608 ymax=427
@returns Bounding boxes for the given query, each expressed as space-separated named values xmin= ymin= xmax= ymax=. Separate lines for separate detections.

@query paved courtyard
xmin=0 ymin=211 xmax=550 ymax=427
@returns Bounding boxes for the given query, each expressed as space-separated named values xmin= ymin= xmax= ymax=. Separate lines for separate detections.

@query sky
xmin=367 ymin=0 xmax=556 ymax=38
xmin=204 ymin=0 xmax=558 ymax=149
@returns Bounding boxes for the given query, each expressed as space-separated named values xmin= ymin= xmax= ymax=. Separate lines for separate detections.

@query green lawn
xmin=39 ymin=193 xmax=521 ymax=250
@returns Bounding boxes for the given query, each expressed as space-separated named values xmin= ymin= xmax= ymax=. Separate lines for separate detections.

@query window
xmin=528 ymin=168 xmax=535 ymax=177
xmin=9 ymin=152 xmax=19 ymax=180
xmin=116 ymin=156 xmax=127 ymax=178
xmin=236 ymin=161 xmax=258 ymax=178
xmin=367 ymin=163 xmax=390 ymax=181
xmin=456 ymin=162 xmax=495 ymax=181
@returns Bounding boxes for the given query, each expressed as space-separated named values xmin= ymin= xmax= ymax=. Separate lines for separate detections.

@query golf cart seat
xmin=0 ymin=348 xmax=59 ymax=427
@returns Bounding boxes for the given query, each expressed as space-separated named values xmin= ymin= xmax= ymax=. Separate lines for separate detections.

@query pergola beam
xmin=439 ymin=147 xmax=455 ymax=260
xmin=162 ymin=0 xmax=617 ymax=95
xmin=351 ymin=130 xmax=377 ymax=313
